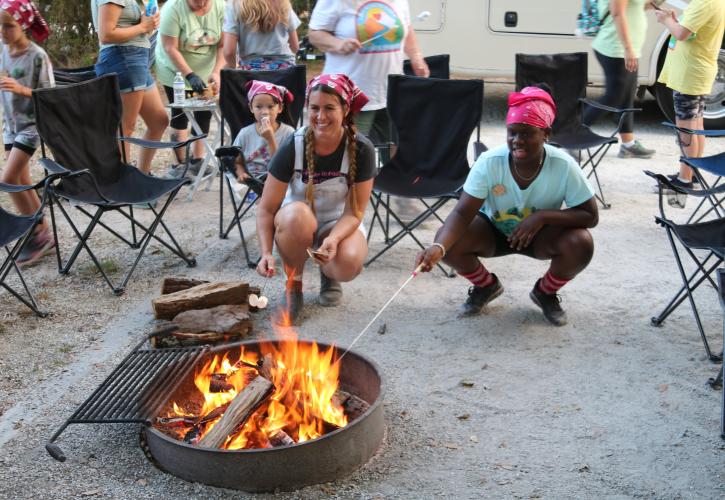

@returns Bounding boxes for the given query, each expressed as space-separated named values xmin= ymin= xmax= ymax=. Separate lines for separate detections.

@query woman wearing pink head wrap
xmin=255 ymin=74 xmax=377 ymax=325
xmin=415 ymin=86 xmax=599 ymax=327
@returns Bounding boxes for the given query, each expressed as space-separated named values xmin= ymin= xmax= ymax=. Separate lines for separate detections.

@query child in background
xmin=0 ymin=0 xmax=55 ymax=266
xmin=655 ymin=0 xmax=725 ymax=188
xmin=233 ymin=80 xmax=295 ymax=198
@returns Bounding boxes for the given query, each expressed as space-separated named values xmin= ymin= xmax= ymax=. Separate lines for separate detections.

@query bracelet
xmin=431 ymin=242 xmax=446 ymax=257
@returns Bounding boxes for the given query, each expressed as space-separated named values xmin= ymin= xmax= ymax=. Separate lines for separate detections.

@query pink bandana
xmin=506 ymin=86 xmax=556 ymax=129
xmin=305 ymin=73 xmax=369 ymax=114
xmin=0 ymin=0 xmax=49 ymax=42
xmin=245 ymin=80 xmax=294 ymax=106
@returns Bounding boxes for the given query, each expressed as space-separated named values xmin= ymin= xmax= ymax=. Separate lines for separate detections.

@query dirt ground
xmin=0 ymin=82 xmax=723 ymax=499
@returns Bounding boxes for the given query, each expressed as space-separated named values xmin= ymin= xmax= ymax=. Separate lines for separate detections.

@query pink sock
xmin=537 ymin=270 xmax=570 ymax=295
xmin=461 ymin=262 xmax=495 ymax=288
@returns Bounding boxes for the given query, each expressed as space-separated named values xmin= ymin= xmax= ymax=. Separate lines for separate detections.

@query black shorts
xmin=4 ymin=142 xmax=36 ymax=156
xmin=478 ymin=212 xmax=537 ymax=258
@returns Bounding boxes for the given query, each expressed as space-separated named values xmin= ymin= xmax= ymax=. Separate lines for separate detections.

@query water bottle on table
xmin=173 ymin=72 xmax=186 ymax=106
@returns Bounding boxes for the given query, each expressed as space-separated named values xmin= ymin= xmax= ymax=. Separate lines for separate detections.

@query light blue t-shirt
xmin=463 ymin=144 xmax=595 ymax=236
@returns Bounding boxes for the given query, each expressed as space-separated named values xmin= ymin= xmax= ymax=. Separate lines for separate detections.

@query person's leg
xmin=164 ymin=85 xmax=190 ymax=164
xmin=272 ymin=201 xmax=317 ymax=323
xmin=316 ymin=226 xmax=368 ymax=306
xmin=673 ymin=93 xmax=705 ymax=182
xmin=582 ymin=51 xmax=619 ymax=127
xmin=1 ymin=146 xmax=40 ymax=218
xmin=528 ymin=225 xmax=594 ymax=325
xmin=119 ymin=90 xmax=145 ymax=164
xmin=192 ymin=110 xmax=212 ymax=161
xmin=137 ymin=85 xmax=170 ymax=173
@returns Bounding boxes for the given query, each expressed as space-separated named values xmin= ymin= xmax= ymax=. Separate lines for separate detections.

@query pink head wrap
xmin=0 ymin=0 xmax=50 ymax=42
xmin=506 ymin=86 xmax=557 ymax=130
xmin=245 ymin=80 xmax=294 ymax=106
xmin=305 ymin=73 xmax=369 ymax=114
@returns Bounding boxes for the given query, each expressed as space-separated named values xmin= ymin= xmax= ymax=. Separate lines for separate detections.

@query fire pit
xmin=141 ymin=338 xmax=385 ymax=492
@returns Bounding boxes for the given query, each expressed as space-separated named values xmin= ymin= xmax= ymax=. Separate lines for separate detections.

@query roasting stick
xmin=336 ymin=263 xmax=424 ymax=362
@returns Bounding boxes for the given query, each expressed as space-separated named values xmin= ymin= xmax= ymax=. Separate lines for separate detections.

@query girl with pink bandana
xmin=0 ymin=0 xmax=55 ymax=266
xmin=416 ymin=87 xmax=599 ymax=326
xmin=255 ymin=74 xmax=377 ymax=325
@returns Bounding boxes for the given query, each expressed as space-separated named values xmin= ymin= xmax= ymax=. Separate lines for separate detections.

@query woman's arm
xmin=609 ymin=0 xmax=637 ymax=72
xmin=317 ymin=179 xmax=374 ymax=259
xmin=308 ymin=29 xmax=361 ymax=55
xmin=255 ymin=175 xmax=288 ymax=275
xmin=161 ymin=34 xmax=193 ymax=76
xmin=209 ymin=36 xmax=225 ymax=88
xmin=654 ymin=8 xmax=693 ymax=41
xmin=403 ymin=26 xmax=430 ymax=77
xmin=415 ymin=192 xmax=484 ymax=271
xmin=97 ymin=3 xmax=158 ymax=45
xmin=288 ymin=29 xmax=299 ymax=54
xmin=222 ymin=32 xmax=238 ymax=68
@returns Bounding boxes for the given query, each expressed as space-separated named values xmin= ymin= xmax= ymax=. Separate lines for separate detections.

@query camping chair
xmin=516 ymin=52 xmax=640 ymax=209
xmin=365 ymin=74 xmax=483 ymax=273
xmin=714 ymin=269 xmax=725 ymax=439
xmin=662 ymin=122 xmax=725 ymax=224
xmin=0 ymin=171 xmax=77 ymax=316
xmin=645 ymin=170 xmax=725 ymax=362
xmin=216 ymin=65 xmax=306 ymax=267
xmin=404 ymin=53 xmax=450 ymax=79
xmin=53 ymin=66 xmax=96 ymax=86
xmin=32 ymin=74 xmax=201 ymax=295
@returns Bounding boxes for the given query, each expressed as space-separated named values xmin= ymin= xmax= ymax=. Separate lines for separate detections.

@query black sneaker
xmin=529 ymin=280 xmax=568 ymax=326
xmin=460 ymin=274 xmax=503 ymax=316
xmin=273 ymin=281 xmax=304 ymax=325
xmin=319 ymin=271 xmax=342 ymax=307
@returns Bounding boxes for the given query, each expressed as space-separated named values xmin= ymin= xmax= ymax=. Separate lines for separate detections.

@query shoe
xmin=16 ymin=228 xmax=55 ymax=267
xmin=319 ymin=271 xmax=342 ymax=307
xmin=529 ymin=280 xmax=568 ymax=326
xmin=273 ymin=281 xmax=304 ymax=325
xmin=460 ymin=274 xmax=503 ymax=316
xmin=618 ymin=140 xmax=655 ymax=159
xmin=651 ymin=174 xmax=697 ymax=194
xmin=165 ymin=158 xmax=203 ymax=179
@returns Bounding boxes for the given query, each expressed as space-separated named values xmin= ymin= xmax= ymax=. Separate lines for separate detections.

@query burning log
xmin=152 ymin=281 xmax=249 ymax=320
xmin=161 ymin=277 xmax=209 ymax=295
xmin=332 ymin=390 xmax=370 ymax=421
xmin=171 ymin=304 xmax=252 ymax=335
xmin=210 ymin=373 xmax=234 ymax=393
xmin=156 ymin=416 xmax=196 ymax=427
xmin=197 ymin=376 xmax=274 ymax=449
xmin=269 ymin=430 xmax=295 ymax=447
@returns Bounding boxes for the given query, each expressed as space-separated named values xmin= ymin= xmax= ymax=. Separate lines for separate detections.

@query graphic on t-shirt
xmin=356 ymin=1 xmax=404 ymax=54
xmin=491 ymin=206 xmax=537 ymax=236
xmin=183 ymin=28 xmax=220 ymax=54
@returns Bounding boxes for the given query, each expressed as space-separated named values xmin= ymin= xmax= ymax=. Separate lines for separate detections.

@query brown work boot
xmin=319 ymin=271 xmax=342 ymax=307
xmin=273 ymin=280 xmax=304 ymax=325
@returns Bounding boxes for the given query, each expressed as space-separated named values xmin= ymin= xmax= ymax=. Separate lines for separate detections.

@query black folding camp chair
xmin=32 ymin=74 xmax=202 ymax=295
xmin=516 ymin=52 xmax=639 ymax=209
xmin=661 ymin=122 xmax=725 ymax=224
xmin=404 ymin=53 xmax=450 ymax=79
xmin=52 ymin=66 xmax=96 ymax=86
xmin=365 ymin=75 xmax=483 ymax=273
xmin=713 ymin=269 xmax=725 ymax=439
xmin=0 ymin=172 xmax=75 ymax=316
xmin=216 ymin=65 xmax=306 ymax=267
xmin=645 ymin=170 xmax=725 ymax=362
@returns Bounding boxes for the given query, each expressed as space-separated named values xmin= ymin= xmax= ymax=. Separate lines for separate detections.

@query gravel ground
xmin=0 ymin=82 xmax=724 ymax=499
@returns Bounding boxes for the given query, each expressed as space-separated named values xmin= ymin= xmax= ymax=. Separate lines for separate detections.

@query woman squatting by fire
xmin=255 ymin=74 xmax=377 ymax=325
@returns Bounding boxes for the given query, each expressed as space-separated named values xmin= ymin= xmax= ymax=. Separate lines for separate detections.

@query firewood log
xmin=152 ymin=282 xmax=249 ymax=320
xmin=210 ymin=373 xmax=234 ymax=393
xmin=171 ymin=304 xmax=252 ymax=335
xmin=269 ymin=430 xmax=294 ymax=447
xmin=161 ymin=277 xmax=209 ymax=295
xmin=197 ymin=376 xmax=274 ymax=449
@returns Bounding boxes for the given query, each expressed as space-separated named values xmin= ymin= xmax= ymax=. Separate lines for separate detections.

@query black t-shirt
xmin=267 ymin=131 xmax=377 ymax=185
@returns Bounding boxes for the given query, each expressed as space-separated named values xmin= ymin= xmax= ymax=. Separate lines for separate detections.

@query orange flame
xmin=162 ymin=332 xmax=348 ymax=450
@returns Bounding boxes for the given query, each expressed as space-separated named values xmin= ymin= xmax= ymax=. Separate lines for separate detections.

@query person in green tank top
xmin=583 ymin=0 xmax=657 ymax=159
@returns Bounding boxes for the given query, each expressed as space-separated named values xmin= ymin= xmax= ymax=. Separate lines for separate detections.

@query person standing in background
xmin=307 ymin=0 xmax=429 ymax=146
xmin=583 ymin=0 xmax=655 ymax=159
xmin=222 ymin=0 xmax=300 ymax=70
xmin=655 ymin=0 xmax=725 ymax=189
xmin=91 ymin=0 xmax=168 ymax=174
xmin=155 ymin=0 xmax=225 ymax=174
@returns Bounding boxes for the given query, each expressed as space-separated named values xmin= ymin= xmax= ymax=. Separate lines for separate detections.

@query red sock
xmin=537 ymin=270 xmax=570 ymax=295
xmin=461 ymin=262 xmax=495 ymax=288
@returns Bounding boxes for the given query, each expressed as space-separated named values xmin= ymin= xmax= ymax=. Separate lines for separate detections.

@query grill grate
xmin=46 ymin=332 xmax=209 ymax=462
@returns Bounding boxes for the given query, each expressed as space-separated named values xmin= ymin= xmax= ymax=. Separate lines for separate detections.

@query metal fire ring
xmin=143 ymin=339 xmax=385 ymax=492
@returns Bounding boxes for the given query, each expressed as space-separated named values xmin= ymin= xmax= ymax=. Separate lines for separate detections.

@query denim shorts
xmin=673 ymin=91 xmax=705 ymax=120
xmin=3 ymin=127 xmax=39 ymax=155
xmin=95 ymin=45 xmax=155 ymax=93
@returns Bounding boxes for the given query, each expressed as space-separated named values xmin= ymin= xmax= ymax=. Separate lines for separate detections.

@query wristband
xmin=431 ymin=242 xmax=446 ymax=257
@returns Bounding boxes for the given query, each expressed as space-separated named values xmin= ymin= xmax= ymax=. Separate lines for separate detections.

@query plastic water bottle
xmin=146 ymin=0 xmax=158 ymax=16
xmin=173 ymin=72 xmax=185 ymax=106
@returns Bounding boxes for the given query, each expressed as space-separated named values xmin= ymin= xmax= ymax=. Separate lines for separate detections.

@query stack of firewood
xmin=150 ymin=278 xmax=259 ymax=348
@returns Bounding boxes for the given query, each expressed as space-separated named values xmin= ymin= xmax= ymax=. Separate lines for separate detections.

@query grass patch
xmin=78 ymin=257 xmax=120 ymax=278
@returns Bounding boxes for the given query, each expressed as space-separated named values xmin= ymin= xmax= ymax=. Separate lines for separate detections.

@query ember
xmin=155 ymin=333 xmax=353 ymax=449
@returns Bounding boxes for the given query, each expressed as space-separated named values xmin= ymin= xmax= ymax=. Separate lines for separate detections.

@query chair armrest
xmin=38 ymin=158 xmax=111 ymax=203
xmin=580 ymin=98 xmax=640 ymax=115
xmin=39 ymin=157 xmax=71 ymax=175
xmin=643 ymin=169 xmax=725 ymax=197
xmin=118 ymin=135 xmax=207 ymax=149
xmin=661 ymin=121 xmax=725 ymax=138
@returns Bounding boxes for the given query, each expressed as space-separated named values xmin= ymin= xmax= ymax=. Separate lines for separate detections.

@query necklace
xmin=512 ymin=150 xmax=545 ymax=182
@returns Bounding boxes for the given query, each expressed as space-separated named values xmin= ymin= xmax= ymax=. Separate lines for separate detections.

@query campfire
xmin=153 ymin=332 xmax=368 ymax=450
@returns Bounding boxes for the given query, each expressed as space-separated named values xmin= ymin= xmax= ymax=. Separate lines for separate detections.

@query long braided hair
xmin=304 ymin=86 xmax=361 ymax=218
